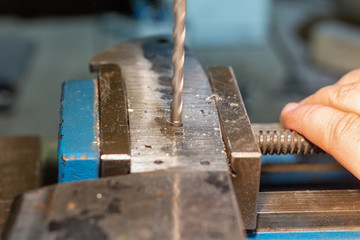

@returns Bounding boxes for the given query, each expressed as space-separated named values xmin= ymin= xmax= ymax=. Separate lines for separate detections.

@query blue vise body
xmin=58 ymin=79 xmax=100 ymax=183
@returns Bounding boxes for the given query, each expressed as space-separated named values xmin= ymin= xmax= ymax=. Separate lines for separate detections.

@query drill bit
xmin=170 ymin=0 xmax=186 ymax=127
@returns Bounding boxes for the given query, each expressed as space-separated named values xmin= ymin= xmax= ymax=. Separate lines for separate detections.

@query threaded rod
xmin=256 ymin=129 xmax=324 ymax=155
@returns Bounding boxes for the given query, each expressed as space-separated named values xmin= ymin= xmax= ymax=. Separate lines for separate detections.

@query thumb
xmin=281 ymin=102 xmax=360 ymax=179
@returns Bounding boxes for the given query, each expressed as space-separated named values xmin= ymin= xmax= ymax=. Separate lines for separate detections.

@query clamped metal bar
xmin=90 ymin=36 xmax=229 ymax=173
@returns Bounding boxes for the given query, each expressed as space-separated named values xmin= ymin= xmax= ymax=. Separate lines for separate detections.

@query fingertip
xmin=338 ymin=68 xmax=360 ymax=85
xmin=280 ymin=102 xmax=300 ymax=129
xmin=281 ymin=102 xmax=300 ymax=114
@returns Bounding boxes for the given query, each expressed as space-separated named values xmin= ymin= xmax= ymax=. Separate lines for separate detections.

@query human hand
xmin=280 ymin=69 xmax=360 ymax=179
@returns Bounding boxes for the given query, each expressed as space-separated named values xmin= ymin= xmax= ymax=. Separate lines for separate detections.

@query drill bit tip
xmin=170 ymin=0 xmax=186 ymax=126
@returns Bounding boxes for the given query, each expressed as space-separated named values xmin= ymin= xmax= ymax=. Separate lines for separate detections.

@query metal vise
xmin=2 ymin=37 xmax=360 ymax=240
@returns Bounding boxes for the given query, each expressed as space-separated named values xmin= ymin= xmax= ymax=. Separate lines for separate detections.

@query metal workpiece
xmin=0 ymin=136 xmax=42 ymax=234
xmin=252 ymin=123 xmax=324 ymax=155
xmin=58 ymin=80 xmax=100 ymax=182
xmin=256 ymin=190 xmax=360 ymax=232
xmin=91 ymin=37 xmax=228 ymax=173
xmin=3 ymin=171 xmax=246 ymax=240
xmin=98 ymin=65 xmax=131 ymax=176
xmin=207 ymin=66 xmax=261 ymax=230
xmin=170 ymin=0 xmax=186 ymax=126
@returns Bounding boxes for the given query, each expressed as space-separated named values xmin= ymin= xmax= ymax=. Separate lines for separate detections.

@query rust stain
xmin=62 ymin=154 xmax=76 ymax=161
xmin=35 ymin=192 xmax=57 ymax=216
xmin=67 ymin=202 xmax=75 ymax=210
xmin=45 ymin=192 xmax=56 ymax=216
xmin=35 ymin=202 xmax=46 ymax=212
xmin=145 ymin=145 xmax=152 ymax=149
xmin=59 ymin=119 xmax=65 ymax=130
xmin=80 ymin=153 xmax=88 ymax=160
xmin=157 ymin=189 xmax=165 ymax=196
xmin=155 ymin=117 xmax=183 ymax=137
xmin=59 ymin=119 xmax=65 ymax=127
xmin=58 ymin=134 xmax=64 ymax=140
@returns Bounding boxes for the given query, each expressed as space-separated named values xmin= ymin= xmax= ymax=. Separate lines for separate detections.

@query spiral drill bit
xmin=170 ymin=0 xmax=186 ymax=127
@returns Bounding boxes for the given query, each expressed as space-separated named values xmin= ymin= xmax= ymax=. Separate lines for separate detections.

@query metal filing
xmin=170 ymin=0 xmax=186 ymax=126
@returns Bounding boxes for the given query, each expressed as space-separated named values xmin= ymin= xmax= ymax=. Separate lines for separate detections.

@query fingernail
xmin=282 ymin=103 xmax=300 ymax=113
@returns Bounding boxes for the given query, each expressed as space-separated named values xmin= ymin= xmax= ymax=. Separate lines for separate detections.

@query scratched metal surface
xmin=256 ymin=190 xmax=360 ymax=232
xmin=90 ymin=37 xmax=228 ymax=173
xmin=98 ymin=65 xmax=131 ymax=176
xmin=0 ymin=136 xmax=41 ymax=234
xmin=207 ymin=66 xmax=261 ymax=230
xmin=2 ymin=171 xmax=245 ymax=240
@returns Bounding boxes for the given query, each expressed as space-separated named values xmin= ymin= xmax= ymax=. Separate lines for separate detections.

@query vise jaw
xmin=3 ymin=37 xmax=255 ymax=240
xmin=57 ymin=36 xmax=262 ymax=231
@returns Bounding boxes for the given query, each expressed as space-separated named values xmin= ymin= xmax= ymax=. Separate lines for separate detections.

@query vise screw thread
xmin=256 ymin=130 xmax=324 ymax=155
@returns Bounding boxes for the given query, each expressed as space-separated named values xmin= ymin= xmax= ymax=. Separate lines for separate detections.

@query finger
xmin=281 ymin=103 xmax=360 ymax=179
xmin=301 ymin=68 xmax=360 ymax=107
xmin=337 ymin=68 xmax=360 ymax=85
xmin=301 ymin=81 xmax=360 ymax=115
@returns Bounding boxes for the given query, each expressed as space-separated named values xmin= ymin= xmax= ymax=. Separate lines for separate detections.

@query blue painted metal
xmin=248 ymin=230 xmax=360 ymax=239
xmin=58 ymin=79 xmax=100 ymax=183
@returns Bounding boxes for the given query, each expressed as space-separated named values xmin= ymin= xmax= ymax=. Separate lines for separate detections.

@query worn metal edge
xmin=206 ymin=66 xmax=261 ymax=171
xmin=248 ymin=230 xmax=360 ymax=239
xmin=2 ymin=171 xmax=246 ymax=240
xmin=58 ymin=80 xmax=100 ymax=183
xmin=207 ymin=66 xmax=261 ymax=230
xmin=98 ymin=65 xmax=131 ymax=176
xmin=256 ymin=190 xmax=360 ymax=231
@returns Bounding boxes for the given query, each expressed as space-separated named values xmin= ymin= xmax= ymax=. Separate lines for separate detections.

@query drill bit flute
xmin=170 ymin=0 xmax=186 ymax=127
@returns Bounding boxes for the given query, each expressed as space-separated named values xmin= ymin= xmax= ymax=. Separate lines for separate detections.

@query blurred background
xmin=0 ymin=0 xmax=360 ymax=138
